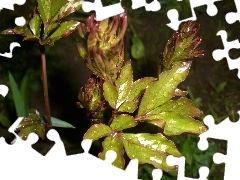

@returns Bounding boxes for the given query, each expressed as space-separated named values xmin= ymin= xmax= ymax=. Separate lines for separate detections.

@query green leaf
xmin=43 ymin=22 xmax=59 ymax=39
xmin=50 ymin=0 xmax=67 ymax=19
xmin=51 ymin=0 xmax=84 ymax=22
xmin=20 ymin=69 xmax=32 ymax=115
xmin=29 ymin=14 xmax=42 ymax=37
xmin=50 ymin=117 xmax=75 ymax=128
xmin=127 ymin=77 xmax=156 ymax=102
xmin=110 ymin=114 xmax=136 ymax=131
xmin=8 ymin=72 xmax=27 ymax=118
xmin=77 ymin=43 xmax=87 ymax=59
xmin=181 ymin=136 xmax=194 ymax=165
xmin=120 ymin=133 xmax=181 ymax=171
xmin=16 ymin=113 xmax=45 ymax=140
xmin=98 ymin=136 xmax=125 ymax=169
xmin=146 ymin=112 xmax=207 ymax=135
xmin=115 ymin=61 xmax=133 ymax=109
xmin=83 ymin=123 xmax=112 ymax=141
xmin=118 ymin=101 xmax=137 ymax=113
xmin=48 ymin=20 xmax=80 ymax=42
xmin=0 ymin=113 xmax=11 ymax=127
xmin=131 ymin=35 xmax=145 ymax=59
xmin=37 ymin=0 xmax=51 ymax=26
xmin=138 ymin=62 xmax=191 ymax=117
xmin=14 ymin=26 xmax=33 ymax=36
xmin=103 ymin=81 xmax=118 ymax=108
xmin=149 ymin=97 xmax=202 ymax=118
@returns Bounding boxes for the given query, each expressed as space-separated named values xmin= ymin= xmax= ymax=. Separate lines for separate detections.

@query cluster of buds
xmin=77 ymin=10 xmax=127 ymax=83
xmin=160 ymin=21 xmax=204 ymax=72
xmin=76 ymin=75 xmax=106 ymax=124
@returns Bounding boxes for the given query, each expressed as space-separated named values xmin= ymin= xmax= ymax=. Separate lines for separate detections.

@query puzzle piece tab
xmin=167 ymin=155 xmax=209 ymax=180
xmin=225 ymin=0 xmax=240 ymax=24
xmin=0 ymin=0 xmax=25 ymax=11
xmin=212 ymin=30 xmax=240 ymax=79
xmin=82 ymin=0 xmax=124 ymax=21
xmin=167 ymin=0 xmax=222 ymax=30
xmin=198 ymin=111 xmax=240 ymax=180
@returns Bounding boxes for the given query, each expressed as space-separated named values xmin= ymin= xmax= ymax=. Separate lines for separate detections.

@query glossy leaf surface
xmin=138 ymin=62 xmax=191 ymax=117
xmin=83 ymin=123 xmax=112 ymax=141
xmin=29 ymin=14 xmax=42 ymax=37
xmin=149 ymin=97 xmax=202 ymax=118
xmin=51 ymin=0 xmax=83 ymax=22
xmin=120 ymin=133 xmax=181 ymax=171
xmin=16 ymin=113 xmax=45 ymax=140
xmin=103 ymin=81 xmax=118 ymax=109
xmin=146 ymin=112 xmax=207 ymax=135
xmin=49 ymin=20 xmax=80 ymax=42
xmin=98 ymin=136 xmax=125 ymax=169
xmin=115 ymin=61 xmax=133 ymax=109
xmin=110 ymin=114 xmax=136 ymax=131
xmin=37 ymin=0 xmax=51 ymax=26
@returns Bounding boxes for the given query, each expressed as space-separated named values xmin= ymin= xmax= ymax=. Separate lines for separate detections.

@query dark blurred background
xmin=0 ymin=0 xmax=239 ymax=179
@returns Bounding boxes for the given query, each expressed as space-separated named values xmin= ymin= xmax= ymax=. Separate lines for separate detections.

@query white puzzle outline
xmin=0 ymin=0 xmax=240 ymax=179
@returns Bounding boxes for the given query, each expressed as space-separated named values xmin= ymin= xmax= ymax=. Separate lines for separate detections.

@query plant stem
xmin=39 ymin=45 xmax=52 ymax=129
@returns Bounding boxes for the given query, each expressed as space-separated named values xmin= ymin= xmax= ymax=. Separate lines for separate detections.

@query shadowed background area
xmin=0 ymin=0 xmax=239 ymax=179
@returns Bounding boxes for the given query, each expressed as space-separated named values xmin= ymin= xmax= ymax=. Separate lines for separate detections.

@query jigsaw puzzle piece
xmin=167 ymin=155 xmax=209 ymax=180
xmin=82 ymin=0 xmax=124 ymax=21
xmin=45 ymin=129 xmax=67 ymax=157
xmin=212 ymin=30 xmax=240 ymax=79
xmin=167 ymin=0 xmax=222 ymax=30
xmin=225 ymin=0 xmax=240 ymax=24
xmin=0 ymin=0 xmax=26 ymax=11
xmin=131 ymin=0 xmax=161 ymax=11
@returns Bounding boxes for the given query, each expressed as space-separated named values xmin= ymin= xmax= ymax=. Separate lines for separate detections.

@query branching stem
xmin=39 ymin=45 xmax=52 ymax=129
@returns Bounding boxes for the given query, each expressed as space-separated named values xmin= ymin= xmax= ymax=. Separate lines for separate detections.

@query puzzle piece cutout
xmin=212 ymin=30 xmax=240 ymax=79
xmin=82 ymin=0 xmax=124 ymax=21
xmin=0 ymin=0 xmax=26 ymax=11
xmin=198 ymin=111 xmax=240 ymax=180
xmin=167 ymin=155 xmax=209 ymax=180
xmin=167 ymin=0 xmax=222 ymax=30
xmin=82 ymin=0 xmax=161 ymax=21
xmin=225 ymin=0 xmax=240 ymax=24
xmin=0 ymin=1 xmax=26 ymax=58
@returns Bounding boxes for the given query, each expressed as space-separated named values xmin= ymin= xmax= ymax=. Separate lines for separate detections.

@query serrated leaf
xmin=146 ymin=112 xmax=207 ymax=135
xmin=50 ymin=117 xmax=75 ymax=128
xmin=120 ymin=133 xmax=181 ymax=171
xmin=149 ymin=97 xmax=202 ymax=118
xmin=37 ymin=0 xmax=51 ymax=26
xmin=118 ymin=101 xmax=137 ymax=113
xmin=48 ymin=20 xmax=80 ymax=42
xmin=29 ymin=14 xmax=42 ymax=37
xmin=110 ymin=114 xmax=136 ymax=131
xmin=115 ymin=61 xmax=133 ymax=109
xmin=103 ymin=81 xmax=117 ymax=108
xmin=98 ymin=136 xmax=125 ymax=169
xmin=8 ymin=72 xmax=27 ymax=118
xmin=127 ymin=77 xmax=156 ymax=102
xmin=138 ymin=62 xmax=191 ymax=117
xmin=83 ymin=123 xmax=112 ymax=141
xmin=51 ymin=0 xmax=83 ymax=22
xmin=43 ymin=22 xmax=59 ymax=39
